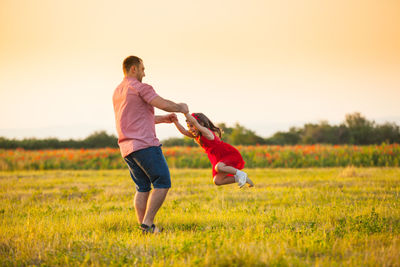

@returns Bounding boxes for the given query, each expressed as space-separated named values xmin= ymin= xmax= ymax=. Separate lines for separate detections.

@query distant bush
xmin=162 ymin=137 xmax=197 ymax=147
xmin=1 ymin=112 xmax=399 ymax=149
xmin=0 ymin=131 xmax=118 ymax=150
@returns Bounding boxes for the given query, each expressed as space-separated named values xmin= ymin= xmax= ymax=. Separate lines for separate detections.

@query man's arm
xmin=150 ymin=96 xmax=188 ymax=113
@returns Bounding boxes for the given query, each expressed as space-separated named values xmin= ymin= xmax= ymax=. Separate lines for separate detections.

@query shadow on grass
xmin=164 ymin=221 xmax=229 ymax=232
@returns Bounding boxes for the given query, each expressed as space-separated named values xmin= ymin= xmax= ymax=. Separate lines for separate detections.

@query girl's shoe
xmin=234 ymin=170 xmax=248 ymax=188
xmin=234 ymin=170 xmax=255 ymax=188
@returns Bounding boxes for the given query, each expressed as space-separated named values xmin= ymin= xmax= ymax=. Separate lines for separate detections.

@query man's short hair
xmin=123 ymin=56 xmax=142 ymax=75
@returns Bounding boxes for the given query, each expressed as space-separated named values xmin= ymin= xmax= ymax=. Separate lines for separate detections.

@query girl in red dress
xmin=173 ymin=112 xmax=254 ymax=188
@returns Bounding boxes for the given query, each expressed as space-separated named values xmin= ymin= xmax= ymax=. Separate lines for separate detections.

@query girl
xmin=173 ymin=112 xmax=254 ymax=188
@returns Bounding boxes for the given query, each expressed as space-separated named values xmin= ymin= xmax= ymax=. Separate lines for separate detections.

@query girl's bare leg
xmin=215 ymin=162 xmax=254 ymax=187
xmin=213 ymin=172 xmax=236 ymax=186
xmin=215 ymin=162 xmax=237 ymax=175
xmin=213 ymin=162 xmax=237 ymax=186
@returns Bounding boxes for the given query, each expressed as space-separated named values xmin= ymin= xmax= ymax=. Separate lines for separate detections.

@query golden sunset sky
xmin=1 ymin=0 xmax=399 ymax=140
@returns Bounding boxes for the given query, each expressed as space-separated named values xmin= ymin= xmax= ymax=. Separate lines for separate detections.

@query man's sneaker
xmin=151 ymin=224 xmax=163 ymax=233
xmin=140 ymin=223 xmax=163 ymax=234
xmin=234 ymin=170 xmax=247 ymax=188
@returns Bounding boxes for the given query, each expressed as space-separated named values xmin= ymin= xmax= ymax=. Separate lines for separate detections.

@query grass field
xmin=1 ymin=168 xmax=399 ymax=266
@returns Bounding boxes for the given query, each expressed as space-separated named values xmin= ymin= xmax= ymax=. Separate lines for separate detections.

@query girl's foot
xmin=234 ymin=170 xmax=246 ymax=187
xmin=246 ymin=176 xmax=255 ymax=187
xmin=235 ymin=170 xmax=254 ymax=188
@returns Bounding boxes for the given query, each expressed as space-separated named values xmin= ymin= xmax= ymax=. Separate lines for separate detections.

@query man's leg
xmin=134 ymin=191 xmax=150 ymax=224
xmin=142 ymin=188 xmax=169 ymax=227
xmin=124 ymin=153 xmax=152 ymax=224
xmin=132 ymin=146 xmax=171 ymax=229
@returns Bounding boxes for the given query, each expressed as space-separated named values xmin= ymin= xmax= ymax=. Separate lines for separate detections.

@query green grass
xmin=1 ymin=168 xmax=399 ymax=266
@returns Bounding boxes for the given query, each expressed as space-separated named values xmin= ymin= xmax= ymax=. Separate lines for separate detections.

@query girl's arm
xmin=173 ymin=120 xmax=195 ymax=138
xmin=154 ymin=113 xmax=176 ymax=124
xmin=185 ymin=113 xmax=214 ymax=140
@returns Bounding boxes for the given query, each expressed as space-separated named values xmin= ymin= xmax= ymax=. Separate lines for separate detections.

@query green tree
xmin=345 ymin=112 xmax=375 ymax=144
xmin=374 ymin=122 xmax=400 ymax=144
xmin=162 ymin=137 xmax=196 ymax=147
xmin=265 ymin=127 xmax=301 ymax=145
xmin=229 ymin=123 xmax=265 ymax=145
xmin=301 ymin=121 xmax=346 ymax=144
xmin=82 ymin=131 xmax=118 ymax=148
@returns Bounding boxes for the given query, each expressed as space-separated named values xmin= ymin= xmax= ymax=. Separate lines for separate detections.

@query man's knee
xmin=153 ymin=187 xmax=170 ymax=192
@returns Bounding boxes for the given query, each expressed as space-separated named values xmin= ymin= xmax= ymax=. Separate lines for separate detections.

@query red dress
xmin=196 ymin=131 xmax=245 ymax=177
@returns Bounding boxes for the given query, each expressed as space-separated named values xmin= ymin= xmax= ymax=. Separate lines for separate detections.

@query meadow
xmin=1 ymin=168 xmax=399 ymax=266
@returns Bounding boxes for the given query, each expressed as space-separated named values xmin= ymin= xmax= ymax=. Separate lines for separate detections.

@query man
xmin=112 ymin=55 xmax=188 ymax=233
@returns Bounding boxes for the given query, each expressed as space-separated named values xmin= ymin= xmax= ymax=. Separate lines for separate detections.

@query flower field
xmin=0 ymin=144 xmax=399 ymax=171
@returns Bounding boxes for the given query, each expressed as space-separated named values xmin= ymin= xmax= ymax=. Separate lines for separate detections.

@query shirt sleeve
xmin=138 ymin=83 xmax=159 ymax=104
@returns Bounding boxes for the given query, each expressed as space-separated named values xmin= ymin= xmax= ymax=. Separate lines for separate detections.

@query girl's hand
xmin=164 ymin=113 xmax=177 ymax=123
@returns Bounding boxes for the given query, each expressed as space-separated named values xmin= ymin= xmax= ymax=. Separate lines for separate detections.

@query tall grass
xmin=1 ymin=168 xmax=399 ymax=266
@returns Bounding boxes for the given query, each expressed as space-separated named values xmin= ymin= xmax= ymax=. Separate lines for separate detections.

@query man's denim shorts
xmin=124 ymin=146 xmax=171 ymax=192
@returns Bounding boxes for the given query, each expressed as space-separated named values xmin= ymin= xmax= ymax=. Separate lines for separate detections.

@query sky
xmin=1 ymin=0 xmax=399 ymax=141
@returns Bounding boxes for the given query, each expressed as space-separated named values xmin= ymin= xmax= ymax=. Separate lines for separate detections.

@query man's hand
xmin=178 ymin=103 xmax=189 ymax=114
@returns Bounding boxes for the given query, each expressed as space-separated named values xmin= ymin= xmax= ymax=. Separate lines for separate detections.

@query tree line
xmin=164 ymin=112 xmax=400 ymax=146
xmin=0 ymin=131 xmax=117 ymax=150
xmin=1 ymin=113 xmax=399 ymax=150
